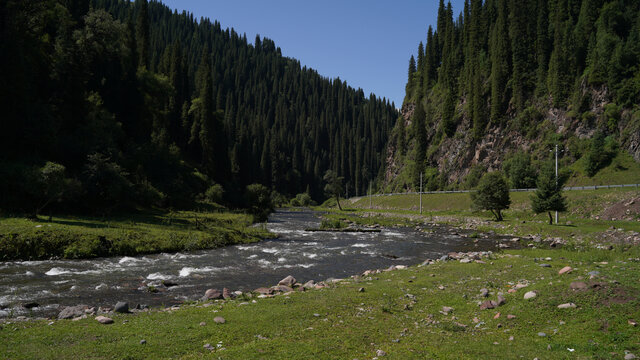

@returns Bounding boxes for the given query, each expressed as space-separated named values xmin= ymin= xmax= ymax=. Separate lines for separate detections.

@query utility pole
xmin=419 ymin=172 xmax=423 ymax=215
xmin=555 ymin=144 xmax=558 ymax=224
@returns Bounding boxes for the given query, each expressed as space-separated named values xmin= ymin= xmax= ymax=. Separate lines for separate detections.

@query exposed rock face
xmin=385 ymin=84 xmax=639 ymax=189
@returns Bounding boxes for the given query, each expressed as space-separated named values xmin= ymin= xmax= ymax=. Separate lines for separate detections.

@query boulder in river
xmin=278 ymin=275 xmax=296 ymax=287
xmin=303 ymin=280 xmax=315 ymax=289
xmin=58 ymin=305 xmax=89 ymax=320
xmin=114 ymin=302 xmax=129 ymax=313
xmin=202 ymin=288 xmax=223 ymax=301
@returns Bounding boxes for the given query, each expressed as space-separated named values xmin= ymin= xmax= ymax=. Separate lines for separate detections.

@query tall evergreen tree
xmin=135 ymin=0 xmax=150 ymax=68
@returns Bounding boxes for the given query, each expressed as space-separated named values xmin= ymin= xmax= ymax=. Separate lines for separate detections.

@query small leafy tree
xmin=204 ymin=183 xmax=224 ymax=204
xmin=531 ymin=161 xmax=568 ymax=225
xmin=245 ymin=184 xmax=273 ymax=221
xmin=471 ymin=171 xmax=511 ymax=221
xmin=35 ymin=162 xmax=68 ymax=217
xmin=323 ymin=170 xmax=344 ymax=211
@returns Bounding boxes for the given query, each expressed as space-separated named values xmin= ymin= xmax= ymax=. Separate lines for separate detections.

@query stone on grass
xmin=200 ymin=321 xmax=206 ymax=326
xmin=95 ymin=316 xmax=113 ymax=324
xmin=538 ymin=332 xmax=546 ymax=337
xmin=203 ymin=344 xmax=215 ymax=351
xmin=480 ymin=288 xmax=489 ymax=297
xmin=507 ymin=314 xmax=516 ymax=320
xmin=557 ymin=303 xmax=576 ymax=309
xmin=358 ymin=287 xmax=365 ymax=292
xmin=558 ymin=266 xmax=573 ymax=275
xmin=140 ymin=340 xmax=146 ymax=345
xmin=493 ymin=312 xmax=501 ymax=319
xmin=496 ymin=295 xmax=506 ymax=306
xmin=58 ymin=305 xmax=89 ymax=320
xmin=524 ymin=291 xmax=537 ymax=300
xmin=202 ymin=289 xmax=223 ymax=300
xmin=625 ymin=353 xmax=636 ymax=360
xmin=629 ymin=319 xmax=638 ymax=327
xmin=302 ymin=280 xmax=315 ymax=289
xmin=376 ymin=349 xmax=387 ymax=357
xmin=271 ymin=285 xmax=294 ymax=293
xmin=480 ymin=300 xmax=495 ymax=310
xmin=278 ymin=275 xmax=296 ymax=287
xmin=114 ymin=302 xmax=129 ymax=313
xmin=570 ymin=282 xmax=588 ymax=291
xmin=441 ymin=306 xmax=453 ymax=315
xmin=539 ymin=264 xmax=551 ymax=268
xmin=213 ymin=316 xmax=225 ymax=324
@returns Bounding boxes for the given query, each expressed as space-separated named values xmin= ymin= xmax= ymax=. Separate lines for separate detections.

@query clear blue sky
xmin=159 ymin=0 xmax=464 ymax=107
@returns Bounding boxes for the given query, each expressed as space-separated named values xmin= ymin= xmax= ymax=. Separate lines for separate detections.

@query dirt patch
xmin=600 ymin=196 xmax=640 ymax=221
xmin=592 ymin=283 xmax=639 ymax=306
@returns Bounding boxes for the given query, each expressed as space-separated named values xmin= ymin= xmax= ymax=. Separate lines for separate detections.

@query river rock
xmin=254 ymin=287 xmax=273 ymax=295
xmin=114 ymin=302 xmax=129 ymax=313
xmin=271 ymin=285 xmax=294 ymax=293
xmin=22 ymin=302 xmax=39 ymax=309
xmin=58 ymin=305 xmax=89 ymax=320
xmin=558 ymin=266 xmax=573 ymax=275
xmin=222 ymin=288 xmax=234 ymax=300
xmin=202 ymin=288 xmax=223 ymax=300
xmin=524 ymin=291 xmax=537 ymax=300
xmin=302 ymin=280 xmax=315 ymax=289
xmin=213 ymin=316 xmax=225 ymax=324
xmin=278 ymin=275 xmax=296 ymax=287
xmin=95 ymin=316 xmax=113 ymax=324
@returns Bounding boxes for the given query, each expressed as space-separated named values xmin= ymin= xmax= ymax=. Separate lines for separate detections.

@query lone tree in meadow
xmin=323 ymin=170 xmax=344 ymax=211
xmin=531 ymin=161 xmax=568 ymax=225
xmin=471 ymin=171 xmax=511 ymax=221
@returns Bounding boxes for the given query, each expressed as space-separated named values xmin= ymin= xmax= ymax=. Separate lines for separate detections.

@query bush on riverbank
xmin=0 ymin=211 xmax=273 ymax=261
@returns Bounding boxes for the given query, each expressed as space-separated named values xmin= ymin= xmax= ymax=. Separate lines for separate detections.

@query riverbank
xmin=0 ymin=210 xmax=274 ymax=261
xmin=335 ymin=187 xmax=640 ymax=249
xmin=1 ymin=246 xmax=638 ymax=359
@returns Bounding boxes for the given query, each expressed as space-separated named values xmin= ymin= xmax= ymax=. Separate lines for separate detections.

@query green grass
xmin=0 ymin=210 xmax=274 ymax=261
xmin=567 ymin=151 xmax=640 ymax=187
xmin=1 ymin=247 xmax=639 ymax=359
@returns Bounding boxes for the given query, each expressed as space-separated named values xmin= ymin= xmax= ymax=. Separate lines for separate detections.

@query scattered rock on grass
xmin=376 ymin=349 xmax=387 ymax=357
xmin=213 ymin=316 xmax=225 ymax=324
xmin=480 ymin=288 xmax=489 ymax=297
xmin=538 ymin=332 xmax=546 ymax=337
xmin=625 ymin=353 xmax=637 ymax=360
xmin=558 ymin=266 xmax=573 ymax=275
xmin=140 ymin=340 xmax=146 ymax=345
xmin=557 ymin=303 xmax=576 ymax=309
xmin=203 ymin=344 xmax=214 ymax=351
xmin=524 ymin=291 xmax=537 ymax=300
xmin=570 ymin=282 xmax=588 ymax=291
xmin=95 ymin=316 xmax=113 ymax=324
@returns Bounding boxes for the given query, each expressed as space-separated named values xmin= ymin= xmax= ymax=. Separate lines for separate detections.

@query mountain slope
xmin=385 ymin=0 xmax=640 ymax=192
xmin=0 ymin=0 xmax=397 ymax=213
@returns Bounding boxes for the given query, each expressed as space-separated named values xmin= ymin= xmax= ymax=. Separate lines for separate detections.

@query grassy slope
xmin=1 ymin=248 xmax=638 ymax=359
xmin=0 ymin=210 xmax=273 ymax=260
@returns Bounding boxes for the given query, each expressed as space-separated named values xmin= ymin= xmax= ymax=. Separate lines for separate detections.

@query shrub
xmin=471 ymin=172 xmax=511 ymax=221
xmin=245 ymin=184 xmax=273 ymax=222
xmin=204 ymin=183 xmax=224 ymax=204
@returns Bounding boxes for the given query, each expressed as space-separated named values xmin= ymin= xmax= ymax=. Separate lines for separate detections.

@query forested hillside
xmin=0 ymin=0 xmax=397 ymax=214
xmin=386 ymin=0 xmax=640 ymax=192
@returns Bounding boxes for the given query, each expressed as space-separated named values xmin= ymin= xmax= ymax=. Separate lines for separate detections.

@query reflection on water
xmin=0 ymin=209 xmax=503 ymax=318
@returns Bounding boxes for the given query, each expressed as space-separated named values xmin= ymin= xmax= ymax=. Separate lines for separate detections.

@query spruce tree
xmin=136 ymin=0 xmax=150 ymax=68
xmin=531 ymin=161 xmax=568 ymax=225
xmin=489 ymin=0 xmax=510 ymax=126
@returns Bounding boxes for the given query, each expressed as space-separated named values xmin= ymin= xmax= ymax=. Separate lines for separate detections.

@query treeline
xmin=401 ymin=0 xmax=640 ymax=189
xmin=0 ymin=0 xmax=397 ymax=215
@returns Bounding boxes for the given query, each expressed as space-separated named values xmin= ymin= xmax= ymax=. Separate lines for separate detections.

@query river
xmin=0 ymin=209 xmax=506 ymax=318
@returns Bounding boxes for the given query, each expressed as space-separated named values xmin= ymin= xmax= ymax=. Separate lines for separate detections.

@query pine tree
xmin=136 ymin=0 xmax=150 ymax=68
xmin=535 ymin=0 xmax=550 ymax=96
xmin=489 ymin=0 xmax=510 ymax=125
xmin=531 ymin=161 xmax=568 ymax=225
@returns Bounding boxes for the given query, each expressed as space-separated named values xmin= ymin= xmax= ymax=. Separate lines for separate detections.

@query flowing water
xmin=0 ymin=209 xmax=507 ymax=318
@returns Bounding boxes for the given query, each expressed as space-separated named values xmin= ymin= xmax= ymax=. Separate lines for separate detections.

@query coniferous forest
xmin=389 ymin=0 xmax=640 ymax=192
xmin=0 ymin=0 xmax=397 ymax=214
